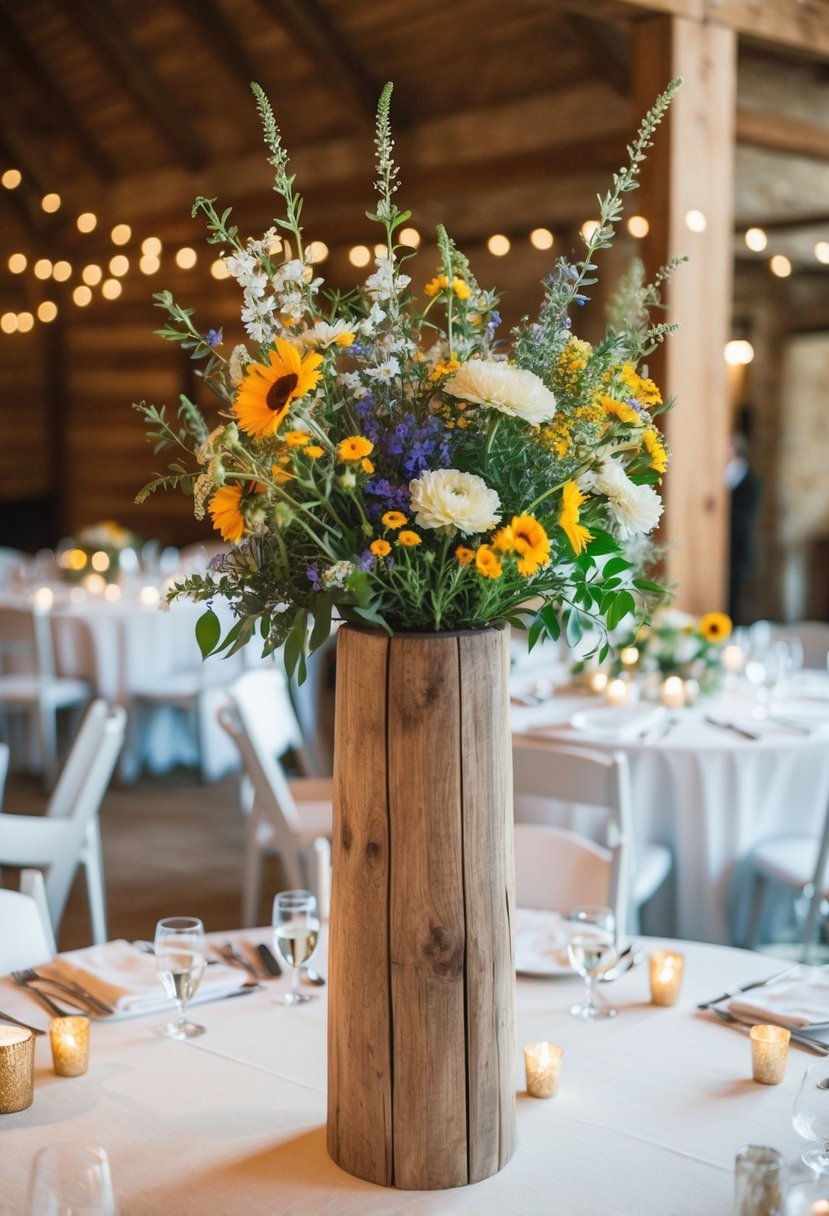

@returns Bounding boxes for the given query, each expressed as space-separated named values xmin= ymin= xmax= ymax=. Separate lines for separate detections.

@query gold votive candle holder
xmin=649 ymin=950 xmax=685 ymax=1006
xmin=49 ymin=1016 xmax=90 ymax=1077
xmin=0 ymin=1025 xmax=35 ymax=1112
xmin=750 ymin=1024 xmax=790 ymax=1085
xmin=524 ymin=1041 xmax=563 ymax=1098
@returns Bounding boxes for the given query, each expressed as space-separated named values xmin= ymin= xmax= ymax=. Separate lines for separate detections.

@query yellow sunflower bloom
xmin=397 ymin=530 xmax=422 ymax=547
xmin=337 ymin=436 xmax=374 ymax=462
xmin=699 ymin=611 xmax=732 ymax=642
xmin=381 ymin=511 xmax=407 ymax=529
xmin=208 ymin=482 xmax=263 ymax=543
xmin=455 ymin=545 xmax=474 ymax=566
xmin=509 ymin=514 xmax=551 ymax=576
xmin=424 ymin=274 xmax=448 ymax=297
xmin=602 ymin=395 xmax=641 ymax=426
xmin=475 ymin=544 xmax=502 ymax=579
xmin=642 ymin=427 xmax=668 ymax=474
xmin=233 ymin=339 xmax=323 ymax=440
xmin=370 ymin=538 xmax=391 ymax=558
xmin=559 ymin=481 xmax=593 ymax=556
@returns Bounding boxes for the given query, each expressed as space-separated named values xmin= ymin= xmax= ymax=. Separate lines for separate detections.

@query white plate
xmin=570 ymin=704 xmax=666 ymax=741
xmin=514 ymin=908 xmax=572 ymax=977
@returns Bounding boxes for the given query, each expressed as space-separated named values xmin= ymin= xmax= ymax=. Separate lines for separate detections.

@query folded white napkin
xmin=569 ymin=704 xmax=667 ymax=742
xmin=514 ymin=908 xmax=570 ymax=976
xmin=50 ymin=939 xmax=247 ymax=1019
xmin=728 ymin=966 xmax=829 ymax=1028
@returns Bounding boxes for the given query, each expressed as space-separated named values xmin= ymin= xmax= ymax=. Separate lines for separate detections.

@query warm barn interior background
xmin=1 ymin=0 xmax=828 ymax=621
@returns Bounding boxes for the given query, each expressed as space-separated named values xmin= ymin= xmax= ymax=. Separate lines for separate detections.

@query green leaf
xmin=283 ymin=611 xmax=308 ymax=681
xmin=586 ymin=531 xmax=620 ymax=556
xmin=633 ymin=578 xmax=665 ymax=594
xmin=195 ymin=609 xmax=221 ymax=658
xmin=564 ymin=609 xmax=584 ymax=649
xmin=602 ymin=556 xmax=632 ymax=578
xmin=309 ymin=596 xmax=333 ymax=653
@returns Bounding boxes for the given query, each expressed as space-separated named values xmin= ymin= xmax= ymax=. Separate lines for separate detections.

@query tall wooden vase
xmin=327 ymin=621 xmax=515 ymax=1191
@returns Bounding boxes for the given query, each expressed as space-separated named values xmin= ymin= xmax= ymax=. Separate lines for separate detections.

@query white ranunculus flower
xmin=443 ymin=360 xmax=556 ymax=425
xmin=409 ymin=469 xmax=502 ymax=535
xmin=580 ymin=459 xmax=663 ymax=539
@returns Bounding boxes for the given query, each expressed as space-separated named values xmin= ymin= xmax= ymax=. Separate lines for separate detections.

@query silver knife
xmin=707 ymin=1005 xmax=829 ymax=1055
xmin=703 ymin=715 xmax=761 ymax=741
xmin=697 ymin=964 xmax=801 ymax=1010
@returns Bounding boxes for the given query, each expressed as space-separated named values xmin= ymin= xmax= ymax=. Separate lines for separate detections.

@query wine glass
xmin=27 ymin=1143 xmax=118 ymax=1215
xmin=566 ymin=905 xmax=619 ymax=1019
xmin=272 ymin=889 xmax=320 ymax=1006
xmin=785 ymin=1176 xmax=829 ymax=1215
xmin=154 ymin=916 xmax=206 ymax=1039
xmin=792 ymin=1059 xmax=829 ymax=1174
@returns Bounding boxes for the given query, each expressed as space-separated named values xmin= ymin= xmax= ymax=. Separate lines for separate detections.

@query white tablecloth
xmin=0 ymin=932 xmax=815 ymax=1215
xmin=511 ymin=686 xmax=829 ymax=945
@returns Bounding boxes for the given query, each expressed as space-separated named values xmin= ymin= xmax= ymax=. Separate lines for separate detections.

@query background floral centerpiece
xmin=614 ymin=606 xmax=733 ymax=697
xmin=58 ymin=520 xmax=141 ymax=585
xmin=137 ymin=79 xmax=681 ymax=680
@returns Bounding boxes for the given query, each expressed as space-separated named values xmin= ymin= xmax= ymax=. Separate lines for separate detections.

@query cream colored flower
xmin=579 ymin=459 xmax=663 ymax=539
xmin=409 ymin=469 xmax=501 ymax=535
xmin=443 ymin=360 xmax=556 ymax=425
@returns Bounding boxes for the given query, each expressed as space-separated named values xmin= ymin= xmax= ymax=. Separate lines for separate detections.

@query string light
xmin=37 ymin=301 xmax=58 ymax=323
xmin=770 ymin=254 xmax=792 ymax=278
xmin=16 ymin=312 xmax=34 ymax=332
xmin=724 ymin=339 xmax=754 ymax=366
xmin=529 ymin=228 xmax=554 ymax=250
xmin=73 ymin=285 xmax=92 ymax=307
xmin=399 ymin=227 xmax=420 ymax=248
xmin=627 ymin=215 xmax=649 ymax=239
xmin=82 ymin=264 xmax=103 ymax=286
xmin=8 ymin=253 xmax=26 ymax=274
xmin=109 ymin=254 xmax=129 ymax=277
xmin=141 ymin=236 xmax=161 ymax=256
xmin=52 ymin=261 xmax=72 ymax=282
xmin=41 ymin=193 xmax=61 ymax=213
xmin=815 ymin=241 xmax=829 ymax=265
xmin=744 ymin=227 xmax=767 ymax=252
xmin=209 ymin=258 xmax=229 ymax=280
xmin=140 ymin=255 xmax=160 ymax=275
xmin=77 ymin=212 xmax=97 ymax=233
xmin=33 ymin=259 xmax=53 ymax=280
xmin=348 ymin=245 xmax=371 ymax=267
xmin=306 ymin=240 xmax=329 ymax=264
xmin=487 ymin=234 xmax=510 ymax=256
xmin=579 ymin=220 xmax=600 ymax=241
xmin=685 ymin=209 xmax=707 ymax=233
xmin=0 ymin=313 xmax=17 ymax=333
xmin=111 ymin=223 xmax=131 ymax=246
xmin=101 ymin=278 xmax=122 ymax=299
xmin=2 ymin=169 xmax=21 ymax=190
xmin=175 ymin=247 xmax=197 ymax=269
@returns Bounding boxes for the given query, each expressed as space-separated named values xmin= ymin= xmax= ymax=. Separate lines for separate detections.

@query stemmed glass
xmin=792 ymin=1059 xmax=829 ymax=1174
xmin=567 ymin=905 xmax=619 ymax=1019
xmin=272 ymin=890 xmax=320 ymax=1006
xmin=27 ymin=1143 xmax=118 ymax=1215
xmin=154 ymin=916 xmax=206 ymax=1039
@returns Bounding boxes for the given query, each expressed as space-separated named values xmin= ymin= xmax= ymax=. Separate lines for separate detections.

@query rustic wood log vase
xmin=327 ymin=622 xmax=516 ymax=1190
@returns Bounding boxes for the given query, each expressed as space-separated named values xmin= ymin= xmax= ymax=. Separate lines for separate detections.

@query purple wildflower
xmin=205 ymin=328 xmax=223 ymax=348
xmin=357 ymin=550 xmax=375 ymax=572
xmin=306 ymin=563 xmax=321 ymax=590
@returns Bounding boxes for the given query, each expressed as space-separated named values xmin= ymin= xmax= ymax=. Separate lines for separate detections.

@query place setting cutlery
xmin=0 ymin=1009 xmax=46 ymax=1035
xmin=697 ymin=964 xmax=829 ymax=1054
xmin=11 ymin=967 xmax=114 ymax=1017
xmin=702 ymin=715 xmax=761 ymax=741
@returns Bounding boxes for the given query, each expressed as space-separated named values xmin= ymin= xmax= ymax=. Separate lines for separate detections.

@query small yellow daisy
xmin=397 ymin=530 xmax=422 ymax=548
xmin=370 ymin=539 xmax=391 ymax=558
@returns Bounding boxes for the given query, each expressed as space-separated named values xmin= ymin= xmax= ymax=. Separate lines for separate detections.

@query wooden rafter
xmin=177 ymin=0 xmax=263 ymax=98
xmin=736 ymin=106 xmax=829 ymax=162
xmin=255 ymin=0 xmax=383 ymax=128
xmin=0 ymin=2 xmax=114 ymax=181
xmin=55 ymin=0 xmax=208 ymax=171
xmin=562 ymin=12 xmax=630 ymax=94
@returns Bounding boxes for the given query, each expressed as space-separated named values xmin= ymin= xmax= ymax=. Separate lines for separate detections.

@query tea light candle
xmin=619 ymin=646 xmax=639 ymax=668
xmin=524 ymin=1041 xmax=563 ymax=1098
xmin=750 ymin=1024 xmax=791 ymax=1085
xmin=605 ymin=678 xmax=630 ymax=706
xmin=49 ymin=1016 xmax=90 ymax=1077
xmin=649 ymin=950 xmax=685 ymax=1006
xmin=660 ymin=676 xmax=686 ymax=709
xmin=722 ymin=644 xmax=744 ymax=674
xmin=0 ymin=1026 xmax=35 ymax=1112
xmin=588 ymin=670 xmax=608 ymax=694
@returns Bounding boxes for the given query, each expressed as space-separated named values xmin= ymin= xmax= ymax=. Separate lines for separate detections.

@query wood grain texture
xmin=327 ymin=624 xmax=515 ymax=1191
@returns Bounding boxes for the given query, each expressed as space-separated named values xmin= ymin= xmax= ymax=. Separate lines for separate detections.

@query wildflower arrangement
xmin=136 ymin=80 xmax=682 ymax=680
xmin=59 ymin=520 xmax=141 ymax=584
xmin=614 ymin=607 xmax=733 ymax=694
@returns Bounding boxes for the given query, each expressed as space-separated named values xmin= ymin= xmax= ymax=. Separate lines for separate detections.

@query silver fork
xmin=12 ymin=968 xmax=114 ymax=1016
xmin=707 ymin=1004 xmax=829 ymax=1055
xmin=10 ymin=978 xmax=72 ymax=1018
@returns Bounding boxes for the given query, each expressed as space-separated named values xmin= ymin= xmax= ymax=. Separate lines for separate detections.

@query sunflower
xmin=505 ymin=514 xmax=551 ymax=576
xmin=558 ymin=481 xmax=593 ymax=556
xmin=699 ymin=611 xmax=732 ymax=643
xmin=233 ymin=339 xmax=323 ymax=440
xmin=208 ymin=484 xmax=252 ymax=543
xmin=475 ymin=544 xmax=502 ymax=579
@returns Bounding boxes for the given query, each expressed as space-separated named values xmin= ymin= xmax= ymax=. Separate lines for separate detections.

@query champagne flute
xmin=272 ymin=890 xmax=320 ymax=1006
xmin=792 ymin=1059 xmax=829 ymax=1174
xmin=27 ymin=1143 xmax=118 ymax=1215
xmin=154 ymin=916 xmax=206 ymax=1039
xmin=566 ymin=905 xmax=619 ymax=1019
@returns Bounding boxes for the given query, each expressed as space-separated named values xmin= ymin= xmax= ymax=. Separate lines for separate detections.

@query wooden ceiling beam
xmin=0 ymin=4 xmax=114 ymax=181
xmin=177 ymin=0 xmax=263 ymax=99
xmin=255 ymin=0 xmax=382 ymax=128
xmin=562 ymin=13 xmax=630 ymax=95
xmin=736 ymin=106 xmax=829 ymax=162
xmin=734 ymin=209 xmax=829 ymax=233
xmin=55 ymin=0 xmax=208 ymax=171
xmin=576 ymin=0 xmax=829 ymax=59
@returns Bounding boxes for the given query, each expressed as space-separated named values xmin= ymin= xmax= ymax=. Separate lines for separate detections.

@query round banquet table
xmin=511 ymin=685 xmax=829 ymax=946
xmin=0 ymin=931 xmax=818 ymax=1216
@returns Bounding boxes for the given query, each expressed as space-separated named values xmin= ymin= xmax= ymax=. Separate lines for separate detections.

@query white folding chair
xmin=218 ymin=668 xmax=332 ymax=926
xmin=0 ymin=600 xmax=92 ymax=788
xmin=745 ymin=798 xmax=829 ymax=960
xmin=0 ymin=870 xmax=56 ymax=971
xmin=512 ymin=737 xmax=672 ymax=932
xmin=0 ymin=700 xmax=126 ymax=946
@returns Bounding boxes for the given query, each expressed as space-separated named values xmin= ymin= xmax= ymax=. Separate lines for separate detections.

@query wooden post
xmin=327 ymin=623 xmax=515 ymax=1190
xmin=632 ymin=16 xmax=737 ymax=615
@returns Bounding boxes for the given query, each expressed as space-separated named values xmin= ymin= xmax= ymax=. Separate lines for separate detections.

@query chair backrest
xmin=217 ymin=700 xmax=303 ymax=834
xmin=0 ymin=875 xmax=56 ymax=970
xmin=514 ymin=822 xmax=615 ymax=915
xmin=0 ymin=700 xmax=127 ymax=929
xmin=0 ymin=601 xmax=57 ymax=681
xmin=512 ymin=738 xmax=632 ymax=930
xmin=226 ymin=668 xmax=308 ymax=775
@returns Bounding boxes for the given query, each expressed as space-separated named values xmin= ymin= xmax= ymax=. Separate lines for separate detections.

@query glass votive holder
xmin=660 ymin=675 xmax=686 ymax=709
xmin=750 ymin=1024 xmax=790 ymax=1085
xmin=524 ymin=1041 xmax=563 ymax=1098
xmin=49 ymin=1016 xmax=90 ymax=1077
xmin=649 ymin=950 xmax=685 ymax=1006
xmin=0 ymin=1025 xmax=35 ymax=1112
